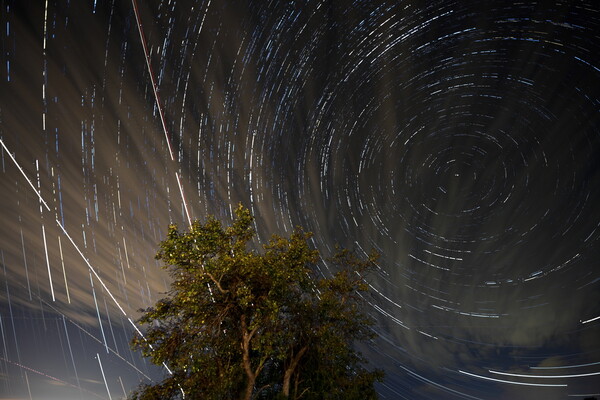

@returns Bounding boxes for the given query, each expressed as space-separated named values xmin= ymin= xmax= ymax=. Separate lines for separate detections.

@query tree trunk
xmin=242 ymin=348 xmax=255 ymax=400
xmin=282 ymin=346 xmax=308 ymax=398
xmin=241 ymin=316 xmax=255 ymax=400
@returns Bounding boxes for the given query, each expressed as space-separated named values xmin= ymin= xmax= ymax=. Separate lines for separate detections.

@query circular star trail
xmin=0 ymin=1 xmax=599 ymax=399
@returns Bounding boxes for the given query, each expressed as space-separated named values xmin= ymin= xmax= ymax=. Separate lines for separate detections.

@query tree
xmin=130 ymin=204 xmax=383 ymax=400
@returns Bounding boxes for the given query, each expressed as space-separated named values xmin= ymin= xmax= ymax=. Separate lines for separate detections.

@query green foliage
xmin=129 ymin=204 xmax=383 ymax=400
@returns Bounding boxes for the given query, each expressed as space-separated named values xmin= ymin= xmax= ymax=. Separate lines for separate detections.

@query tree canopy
xmin=130 ymin=204 xmax=383 ymax=400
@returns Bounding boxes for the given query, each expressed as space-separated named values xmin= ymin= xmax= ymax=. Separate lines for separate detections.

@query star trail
xmin=0 ymin=1 xmax=599 ymax=399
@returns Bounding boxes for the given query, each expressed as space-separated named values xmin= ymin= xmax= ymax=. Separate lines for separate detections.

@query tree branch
xmin=204 ymin=271 xmax=229 ymax=293
xmin=240 ymin=315 xmax=256 ymax=400
xmin=283 ymin=345 xmax=309 ymax=397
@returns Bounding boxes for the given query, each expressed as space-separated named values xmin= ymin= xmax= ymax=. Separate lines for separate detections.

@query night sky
xmin=1 ymin=1 xmax=599 ymax=399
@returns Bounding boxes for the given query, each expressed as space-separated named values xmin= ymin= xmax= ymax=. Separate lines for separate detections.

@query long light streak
xmin=24 ymin=371 xmax=32 ymax=400
xmin=459 ymin=370 xmax=568 ymax=387
xmin=0 ymin=314 xmax=8 ymax=368
xmin=90 ymin=272 xmax=110 ymax=354
xmin=0 ymin=355 xmax=104 ymax=399
xmin=54 ymin=305 xmax=151 ymax=380
xmin=58 ymin=235 xmax=71 ymax=303
xmin=131 ymin=0 xmax=193 ymax=227
xmin=489 ymin=369 xmax=600 ymax=379
xmin=41 ymin=225 xmax=55 ymax=301
xmin=97 ymin=353 xmax=113 ymax=400
xmin=0 ymin=139 xmax=51 ymax=212
xmin=119 ymin=376 xmax=128 ymax=399
xmin=397 ymin=365 xmax=483 ymax=400
xmin=122 ymin=237 xmax=131 ymax=275
xmin=104 ymin=298 xmax=119 ymax=351
xmin=36 ymin=159 xmax=56 ymax=301
xmin=4 ymin=275 xmax=151 ymax=381
xmin=176 ymin=171 xmax=193 ymax=226
xmin=2 ymin=255 xmax=22 ymax=365
xmin=128 ymin=3 xmax=207 ymax=392
xmin=41 ymin=0 xmax=48 ymax=133
xmin=531 ymin=361 xmax=600 ymax=370
xmin=127 ymin=316 xmax=177 ymax=378
xmin=0 ymin=138 xmax=154 ymax=357
xmin=130 ymin=0 xmax=174 ymax=161
xmin=19 ymin=228 xmax=32 ymax=300
xmin=62 ymin=315 xmax=82 ymax=396
xmin=581 ymin=315 xmax=600 ymax=324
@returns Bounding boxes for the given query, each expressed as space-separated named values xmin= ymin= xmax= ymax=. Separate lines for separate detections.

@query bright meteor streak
xmin=0 ymin=137 xmax=151 ymax=348
xmin=131 ymin=0 xmax=193 ymax=227
xmin=0 ymin=139 xmax=51 ymax=212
